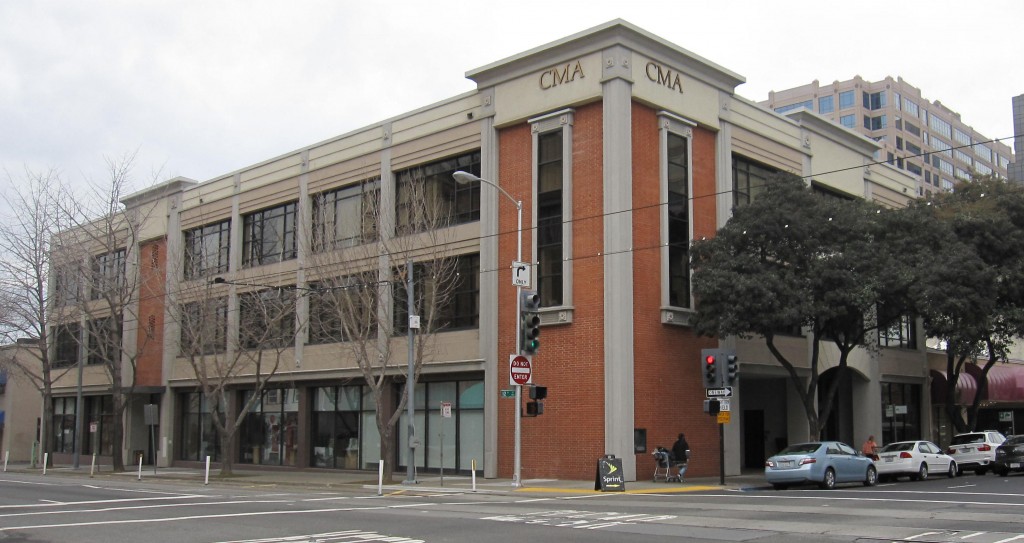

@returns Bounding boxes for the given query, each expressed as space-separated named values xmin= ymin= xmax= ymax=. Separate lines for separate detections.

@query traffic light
xmin=725 ymin=354 xmax=739 ymax=385
xmin=519 ymin=290 xmax=541 ymax=355
xmin=703 ymin=399 xmax=720 ymax=414
xmin=525 ymin=400 xmax=544 ymax=416
xmin=701 ymin=349 xmax=721 ymax=388
xmin=529 ymin=385 xmax=547 ymax=400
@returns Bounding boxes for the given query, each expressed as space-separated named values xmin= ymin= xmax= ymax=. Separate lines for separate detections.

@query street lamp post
xmin=452 ymin=171 xmax=524 ymax=487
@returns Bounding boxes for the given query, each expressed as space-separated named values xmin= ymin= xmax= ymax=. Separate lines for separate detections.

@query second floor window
xmin=54 ymin=323 xmax=81 ymax=368
xmin=243 ymin=202 xmax=298 ymax=268
xmin=91 ymin=249 xmax=126 ymax=300
xmin=180 ymin=298 xmax=228 ymax=355
xmin=308 ymin=273 xmax=380 ymax=344
xmin=393 ymin=254 xmax=480 ymax=334
xmin=239 ymin=289 xmax=296 ymax=349
xmin=184 ymin=220 xmax=231 ymax=279
xmin=87 ymin=316 xmax=123 ymax=366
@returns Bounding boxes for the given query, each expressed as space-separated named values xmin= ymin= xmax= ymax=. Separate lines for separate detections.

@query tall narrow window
xmin=537 ymin=130 xmax=563 ymax=307
xmin=667 ymin=133 xmax=690 ymax=307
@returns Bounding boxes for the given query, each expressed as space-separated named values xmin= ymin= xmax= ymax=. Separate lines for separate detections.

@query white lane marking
xmin=0 ymin=494 xmax=208 ymax=510
xmin=992 ymin=536 xmax=1024 ymax=543
xmin=677 ymin=492 xmax=1024 ymax=508
xmin=0 ymin=504 xmax=392 ymax=531
xmin=905 ymin=532 xmax=943 ymax=540
xmin=0 ymin=500 xmax=291 ymax=519
xmin=960 ymin=532 xmax=987 ymax=539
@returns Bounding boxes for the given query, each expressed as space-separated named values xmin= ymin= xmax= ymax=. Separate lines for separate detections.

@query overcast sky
xmin=1 ymin=0 xmax=1021 ymax=206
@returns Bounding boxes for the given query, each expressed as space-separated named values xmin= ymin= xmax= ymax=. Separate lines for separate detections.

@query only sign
xmin=509 ymin=354 xmax=532 ymax=385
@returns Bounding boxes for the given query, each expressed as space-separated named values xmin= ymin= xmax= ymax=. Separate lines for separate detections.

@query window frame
xmin=658 ymin=112 xmax=695 ymax=310
xmin=529 ymin=109 xmax=574 ymax=311
xmin=394 ymin=151 xmax=481 ymax=236
xmin=241 ymin=201 xmax=298 ymax=268
xmin=184 ymin=219 xmax=231 ymax=279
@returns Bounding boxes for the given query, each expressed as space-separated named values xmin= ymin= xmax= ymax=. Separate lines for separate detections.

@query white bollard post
xmin=42 ymin=453 xmax=48 ymax=475
xmin=378 ymin=460 xmax=384 ymax=496
xmin=3 ymin=450 xmax=9 ymax=472
xmin=90 ymin=454 xmax=96 ymax=477
xmin=137 ymin=454 xmax=143 ymax=481
xmin=204 ymin=456 xmax=210 ymax=485
xmin=471 ymin=459 xmax=477 ymax=492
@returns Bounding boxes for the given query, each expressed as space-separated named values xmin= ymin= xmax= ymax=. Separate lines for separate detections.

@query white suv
xmin=946 ymin=431 xmax=1007 ymax=475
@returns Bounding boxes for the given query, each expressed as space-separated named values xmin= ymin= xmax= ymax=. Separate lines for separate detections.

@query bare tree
xmin=171 ymin=273 xmax=303 ymax=476
xmin=50 ymin=152 xmax=160 ymax=471
xmin=0 ymin=166 xmax=75 ymax=466
xmin=306 ymin=169 xmax=465 ymax=480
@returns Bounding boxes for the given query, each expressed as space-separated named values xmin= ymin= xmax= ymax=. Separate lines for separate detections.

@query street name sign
xmin=706 ymin=386 xmax=733 ymax=398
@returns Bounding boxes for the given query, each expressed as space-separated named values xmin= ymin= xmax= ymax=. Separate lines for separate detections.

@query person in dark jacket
xmin=671 ymin=433 xmax=690 ymax=480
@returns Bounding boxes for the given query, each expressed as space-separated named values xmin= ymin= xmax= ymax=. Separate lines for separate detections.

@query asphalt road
xmin=1 ymin=472 xmax=1022 ymax=543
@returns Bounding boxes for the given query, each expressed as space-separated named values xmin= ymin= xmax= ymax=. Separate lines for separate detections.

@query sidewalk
xmin=2 ymin=462 xmax=765 ymax=495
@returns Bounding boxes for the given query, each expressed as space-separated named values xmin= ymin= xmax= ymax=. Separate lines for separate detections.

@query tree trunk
xmin=218 ymin=431 xmax=235 ymax=476
xmin=40 ymin=393 xmax=54 ymax=466
xmin=111 ymin=389 xmax=126 ymax=471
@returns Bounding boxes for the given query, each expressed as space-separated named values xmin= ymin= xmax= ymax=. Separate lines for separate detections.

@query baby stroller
xmin=652 ymin=447 xmax=682 ymax=482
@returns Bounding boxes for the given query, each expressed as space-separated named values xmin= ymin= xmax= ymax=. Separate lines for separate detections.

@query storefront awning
xmin=930 ymin=369 xmax=977 ymax=405
xmin=964 ymin=363 xmax=1024 ymax=402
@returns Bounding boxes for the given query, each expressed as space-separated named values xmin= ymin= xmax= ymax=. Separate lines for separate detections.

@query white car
xmin=946 ymin=431 xmax=1006 ymax=475
xmin=875 ymin=440 xmax=957 ymax=481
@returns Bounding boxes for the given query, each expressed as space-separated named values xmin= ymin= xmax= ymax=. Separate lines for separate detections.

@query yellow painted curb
xmin=516 ymin=485 xmax=722 ymax=494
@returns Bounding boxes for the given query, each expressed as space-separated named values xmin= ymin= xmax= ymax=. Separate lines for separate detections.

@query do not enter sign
xmin=509 ymin=354 xmax=532 ymax=385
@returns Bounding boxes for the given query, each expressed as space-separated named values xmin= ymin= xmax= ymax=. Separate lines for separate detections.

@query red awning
xmin=930 ymin=369 xmax=977 ymax=405
xmin=964 ymin=363 xmax=1024 ymax=402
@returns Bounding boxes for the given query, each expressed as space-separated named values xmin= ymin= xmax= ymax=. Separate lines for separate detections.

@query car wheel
xmin=772 ymin=483 xmax=788 ymax=490
xmin=995 ymin=468 xmax=1009 ymax=477
xmin=947 ymin=462 xmax=957 ymax=478
xmin=917 ymin=463 xmax=928 ymax=481
xmin=864 ymin=466 xmax=878 ymax=487
xmin=819 ymin=468 xmax=836 ymax=490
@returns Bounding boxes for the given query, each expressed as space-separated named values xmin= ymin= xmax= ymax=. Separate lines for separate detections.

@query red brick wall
xmin=496 ymin=101 xmax=722 ymax=480
xmin=136 ymin=239 xmax=166 ymax=387
xmin=631 ymin=103 xmax=720 ymax=478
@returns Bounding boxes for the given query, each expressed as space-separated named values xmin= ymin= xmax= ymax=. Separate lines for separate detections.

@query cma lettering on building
xmin=538 ymin=59 xmax=683 ymax=94
xmin=645 ymin=61 xmax=683 ymax=93
xmin=539 ymin=60 xmax=585 ymax=89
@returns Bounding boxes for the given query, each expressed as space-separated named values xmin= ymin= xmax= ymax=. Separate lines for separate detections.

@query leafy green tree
xmin=691 ymin=173 xmax=918 ymax=438
xmin=911 ymin=175 xmax=1024 ymax=432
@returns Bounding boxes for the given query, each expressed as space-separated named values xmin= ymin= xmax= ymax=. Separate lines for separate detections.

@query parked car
xmin=875 ymin=440 xmax=957 ymax=481
xmin=992 ymin=435 xmax=1024 ymax=477
xmin=765 ymin=441 xmax=878 ymax=490
xmin=946 ymin=431 xmax=1006 ymax=475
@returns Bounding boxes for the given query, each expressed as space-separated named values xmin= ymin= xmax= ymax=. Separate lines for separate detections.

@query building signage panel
xmin=706 ymin=387 xmax=733 ymax=398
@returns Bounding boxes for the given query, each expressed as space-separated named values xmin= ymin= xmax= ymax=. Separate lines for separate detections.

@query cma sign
xmin=645 ymin=61 xmax=683 ymax=94
xmin=539 ymin=60 xmax=585 ymax=90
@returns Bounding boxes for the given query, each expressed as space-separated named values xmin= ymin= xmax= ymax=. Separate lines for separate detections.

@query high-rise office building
xmin=1010 ymin=94 xmax=1024 ymax=184
xmin=762 ymin=76 xmax=1014 ymax=196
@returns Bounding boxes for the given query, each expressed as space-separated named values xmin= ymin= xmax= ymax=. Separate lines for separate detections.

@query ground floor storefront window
xmin=239 ymin=387 xmax=299 ymax=466
xmin=881 ymin=382 xmax=921 ymax=444
xmin=52 ymin=395 xmax=113 ymax=456
xmin=179 ymin=392 xmax=220 ymax=461
xmin=312 ymin=385 xmax=380 ymax=469
xmin=398 ymin=379 xmax=484 ymax=473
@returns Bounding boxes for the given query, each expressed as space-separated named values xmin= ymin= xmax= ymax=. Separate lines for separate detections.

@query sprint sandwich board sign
xmin=594 ymin=455 xmax=626 ymax=492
